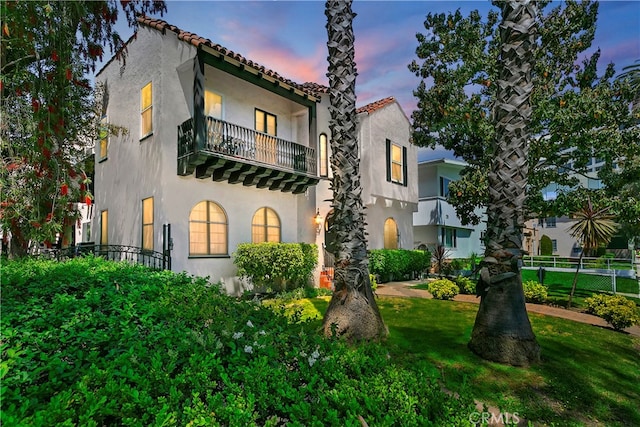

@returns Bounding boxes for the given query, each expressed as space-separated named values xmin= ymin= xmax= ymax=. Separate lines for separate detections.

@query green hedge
xmin=369 ymin=249 xmax=431 ymax=283
xmin=1 ymin=257 xmax=475 ymax=426
xmin=234 ymin=242 xmax=317 ymax=292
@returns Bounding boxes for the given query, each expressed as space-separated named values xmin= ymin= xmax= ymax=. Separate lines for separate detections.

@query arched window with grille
xmin=251 ymin=207 xmax=281 ymax=243
xmin=189 ymin=201 xmax=228 ymax=255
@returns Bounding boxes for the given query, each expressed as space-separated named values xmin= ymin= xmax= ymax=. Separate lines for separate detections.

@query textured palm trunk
xmin=321 ymin=0 xmax=387 ymax=341
xmin=468 ymin=1 xmax=541 ymax=365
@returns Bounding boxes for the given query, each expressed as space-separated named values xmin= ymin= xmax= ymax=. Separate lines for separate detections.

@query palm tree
xmin=321 ymin=0 xmax=387 ymax=341
xmin=617 ymin=60 xmax=640 ymax=94
xmin=467 ymin=1 xmax=541 ymax=366
xmin=567 ymin=199 xmax=619 ymax=307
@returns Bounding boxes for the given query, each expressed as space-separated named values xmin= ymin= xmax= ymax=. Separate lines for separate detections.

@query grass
xmin=270 ymin=295 xmax=640 ymax=426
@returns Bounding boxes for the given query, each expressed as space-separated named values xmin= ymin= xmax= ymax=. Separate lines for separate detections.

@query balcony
xmin=178 ymin=116 xmax=319 ymax=194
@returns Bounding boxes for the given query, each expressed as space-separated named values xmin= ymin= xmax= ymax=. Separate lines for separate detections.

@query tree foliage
xmin=409 ymin=1 xmax=640 ymax=236
xmin=0 ymin=0 xmax=166 ymax=255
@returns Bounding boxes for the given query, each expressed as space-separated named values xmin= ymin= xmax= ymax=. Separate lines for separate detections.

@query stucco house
xmin=413 ymin=159 xmax=485 ymax=258
xmin=93 ymin=16 xmax=417 ymax=294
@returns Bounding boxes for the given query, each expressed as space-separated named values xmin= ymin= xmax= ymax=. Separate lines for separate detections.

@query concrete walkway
xmin=376 ymin=280 xmax=640 ymax=337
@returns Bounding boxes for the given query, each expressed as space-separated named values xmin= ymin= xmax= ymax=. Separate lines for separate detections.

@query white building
xmin=93 ymin=16 xmax=417 ymax=294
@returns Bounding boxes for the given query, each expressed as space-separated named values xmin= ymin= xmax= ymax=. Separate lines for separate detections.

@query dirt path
xmin=376 ymin=281 xmax=640 ymax=337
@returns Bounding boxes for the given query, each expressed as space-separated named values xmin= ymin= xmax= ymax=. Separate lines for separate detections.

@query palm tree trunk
xmin=468 ymin=1 xmax=541 ymax=366
xmin=321 ymin=0 xmax=387 ymax=341
xmin=568 ymin=249 xmax=584 ymax=308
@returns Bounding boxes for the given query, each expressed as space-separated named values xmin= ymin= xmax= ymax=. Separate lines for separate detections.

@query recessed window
xmin=141 ymin=82 xmax=153 ymax=138
xmin=189 ymin=201 xmax=227 ymax=256
xmin=383 ymin=218 xmax=399 ymax=249
xmin=255 ymin=109 xmax=276 ymax=136
xmin=319 ymin=133 xmax=328 ymax=177
xmin=99 ymin=116 xmax=108 ymax=161
xmin=205 ymin=90 xmax=222 ymax=119
xmin=545 ymin=217 xmax=556 ymax=228
xmin=440 ymin=177 xmax=452 ymax=197
xmin=386 ymin=139 xmax=407 ymax=186
xmin=142 ymin=197 xmax=154 ymax=251
xmin=251 ymin=207 xmax=281 ymax=243
xmin=100 ymin=210 xmax=108 ymax=245
xmin=552 ymin=239 xmax=558 ymax=253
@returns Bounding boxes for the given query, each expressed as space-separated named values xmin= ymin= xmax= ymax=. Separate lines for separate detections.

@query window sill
xmin=188 ymin=255 xmax=230 ymax=259
xmin=140 ymin=132 xmax=153 ymax=142
xmin=98 ymin=156 xmax=108 ymax=163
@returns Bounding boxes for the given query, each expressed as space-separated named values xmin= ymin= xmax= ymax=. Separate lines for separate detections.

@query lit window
xmin=99 ymin=116 xmax=108 ymax=161
xmin=205 ymin=90 xmax=222 ymax=119
xmin=189 ymin=201 xmax=227 ymax=255
xmin=255 ymin=109 xmax=277 ymax=164
xmin=386 ymin=140 xmax=406 ymax=185
xmin=100 ymin=210 xmax=108 ymax=245
xmin=384 ymin=218 xmax=398 ymax=249
xmin=255 ymin=109 xmax=276 ymax=136
xmin=441 ymin=227 xmax=457 ymax=248
xmin=141 ymin=82 xmax=153 ymax=137
xmin=251 ymin=207 xmax=281 ymax=243
xmin=142 ymin=197 xmax=154 ymax=251
xmin=319 ymin=133 xmax=328 ymax=177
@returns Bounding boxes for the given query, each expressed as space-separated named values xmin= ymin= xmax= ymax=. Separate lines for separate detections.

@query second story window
xmin=545 ymin=217 xmax=556 ymax=228
xmin=205 ymin=90 xmax=222 ymax=119
xmin=386 ymin=139 xmax=407 ymax=186
xmin=98 ymin=115 xmax=108 ymax=161
xmin=440 ymin=177 xmax=452 ymax=197
xmin=141 ymin=82 xmax=153 ymax=138
xmin=255 ymin=109 xmax=276 ymax=136
xmin=319 ymin=133 xmax=328 ymax=177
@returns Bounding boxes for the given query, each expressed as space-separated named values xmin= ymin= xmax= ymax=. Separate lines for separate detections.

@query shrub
xmin=370 ymin=273 xmax=378 ymax=291
xmin=428 ymin=279 xmax=460 ymax=300
xmin=1 ymin=257 xmax=476 ymax=425
xmin=234 ymin=242 xmax=317 ymax=292
xmin=539 ymin=235 xmax=553 ymax=256
xmin=585 ymin=294 xmax=640 ymax=331
xmin=522 ymin=280 xmax=548 ymax=303
xmin=368 ymin=249 xmax=430 ymax=282
xmin=454 ymin=276 xmax=476 ymax=295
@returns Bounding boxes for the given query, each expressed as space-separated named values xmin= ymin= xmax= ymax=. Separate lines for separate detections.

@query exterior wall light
xmin=314 ymin=209 xmax=323 ymax=234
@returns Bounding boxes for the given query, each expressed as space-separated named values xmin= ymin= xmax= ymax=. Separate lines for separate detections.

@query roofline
xmin=418 ymin=158 xmax=468 ymax=167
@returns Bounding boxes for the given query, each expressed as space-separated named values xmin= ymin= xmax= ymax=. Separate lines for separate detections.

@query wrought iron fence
xmin=41 ymin=244 xmax=170 ymax=270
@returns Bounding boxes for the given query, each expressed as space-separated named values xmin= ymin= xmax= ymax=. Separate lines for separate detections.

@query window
xmin=552 ymin=239 xmax=558 ymax=253
xmin=545 ymin=217 xmax=556 ymax=228
xmin=440 ymin=176 xmax=451 ymax=197
xmin=255 ymin=109 xmax=276 ymax=136
xmin=251 ymin=207 xmax=281 ymax=243
xmin=142 ymin=197 xmax=154 ymax=251
xmin=99 ymin=116 xmax=108 ymax=161
xmin=383 ymin=218 xmax=399 ymax=249
xmin=100 ymin=210 xmax=108 ymax=245
xmin=385 ymin=139 xmax=407 ymax=186
xmin=189 ymin=201 xmax=227 ymax=256
xmin=441 ymin=227 xmax=457 ymax=248
xmin=141 ymin=82 xmax=153 ymax=137
xmin=205 ymin=90 xmax=222 ymax=119
xmin=319 ymin=133 xmax=328 ymax=177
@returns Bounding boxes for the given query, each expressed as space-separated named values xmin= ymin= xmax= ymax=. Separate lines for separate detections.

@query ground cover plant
xmin=278 ymin=296 xmax=640 ymax=426
xmin=1 ymin=257 xmax=476 ymax=426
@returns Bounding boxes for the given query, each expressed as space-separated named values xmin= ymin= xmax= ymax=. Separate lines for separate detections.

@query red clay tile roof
xmin=136 ymin=16 xmax=321 ymax=99
xmin=356 ymin=97 xmax=396 ymax=115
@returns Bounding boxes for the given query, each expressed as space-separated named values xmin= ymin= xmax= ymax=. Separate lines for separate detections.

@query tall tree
xmin=321 ymin=0 xmax=387 ymax=341
xmin=567 ymin=199 xmax=618 ymax=307
xmin=1 ymin=0 xmax=166 ymax=256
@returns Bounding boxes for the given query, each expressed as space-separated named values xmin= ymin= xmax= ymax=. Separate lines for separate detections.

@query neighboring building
xmin=413 ymin=159 xmax=485 ymax=258
xmin=93 ymin=16 xmax=417 ymax=294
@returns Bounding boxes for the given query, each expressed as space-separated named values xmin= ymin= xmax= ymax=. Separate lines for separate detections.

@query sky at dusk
xmin=109 ymin=1 xmax=640 ymax=160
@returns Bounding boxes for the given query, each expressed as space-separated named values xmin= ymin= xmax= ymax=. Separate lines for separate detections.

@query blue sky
xmin=110 ymin=1 xmax=639 ymax=160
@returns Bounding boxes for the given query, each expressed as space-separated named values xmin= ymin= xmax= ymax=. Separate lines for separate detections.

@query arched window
xmin=189 ymin=201 xmax=227 ymax=255
xmin=252 ymin=207 xmax=281 ymax=243
xmin=383 ymin=218 xmax=399 ymax=249
xmin=319 ymin=133 xmax=328 ymax=177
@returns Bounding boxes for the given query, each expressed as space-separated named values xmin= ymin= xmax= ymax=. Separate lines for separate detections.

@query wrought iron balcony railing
xmin=178 ymin=116 xmax=317 ymax=176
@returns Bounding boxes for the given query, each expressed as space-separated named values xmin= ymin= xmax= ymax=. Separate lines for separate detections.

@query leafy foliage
xmin=454 ymin=275 xmax=476 ymax=295
xmin=1 ymin=0 xmax=166 ymax=255
xmin=428 ymin=279 xmax=460 ymax=300
xmin=539 ymin=234 xmax=553 ymax=256
xmin=233 ymin=242 xmax=317 ymax=292
xmin=522 ymin=280 xmax=549 ymax=303
xmin=585 ymin=294 xmax=640 ymax=331
xmin=1 ymin=257 xmax=476 ymax=425
xmin=409 ymin=1 xmax=640 ymax=232
xmin=368 ymin=249 xmax=431 ymax=282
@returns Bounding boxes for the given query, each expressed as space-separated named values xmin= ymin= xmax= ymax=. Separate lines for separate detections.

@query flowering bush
xmin=585 ymin=294 xmax=640 ymax=331
xmin=428 ymin=279 xmax=460 ymax=300
xmin=522 ymin=280 xmax=548 ymax=303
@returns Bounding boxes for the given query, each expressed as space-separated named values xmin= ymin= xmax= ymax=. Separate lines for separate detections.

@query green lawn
xmin=273 ymin=296 xmax=640 ymax=426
